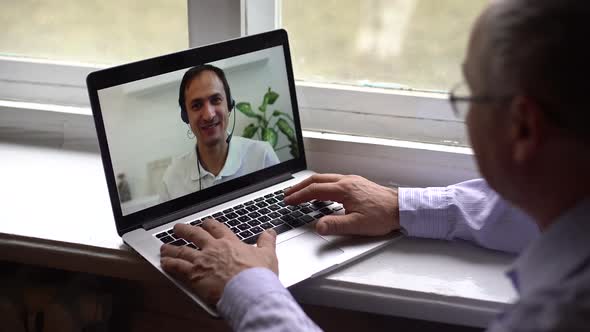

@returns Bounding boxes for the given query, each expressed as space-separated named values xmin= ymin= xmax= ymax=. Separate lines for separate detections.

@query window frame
xmin=0 ymin=0 xmax=476 ymax=163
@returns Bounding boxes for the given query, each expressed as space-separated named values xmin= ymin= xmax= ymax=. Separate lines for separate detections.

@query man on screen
xmin=159 ymin=65 xmax=280 ymax=201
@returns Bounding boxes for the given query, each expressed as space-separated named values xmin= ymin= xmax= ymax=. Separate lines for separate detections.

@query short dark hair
xmin=178 ymin=64 xmax=232 ymax=113
xmin=485 ymin=0 xmax=590 ymax=141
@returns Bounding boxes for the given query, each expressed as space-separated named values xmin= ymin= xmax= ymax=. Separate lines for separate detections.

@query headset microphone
xmin=225 ymin=99 xmax=236 ymax=144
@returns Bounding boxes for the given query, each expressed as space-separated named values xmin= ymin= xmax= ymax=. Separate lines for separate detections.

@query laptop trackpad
xmin=277 ymin=231 xmax=344 ymax=286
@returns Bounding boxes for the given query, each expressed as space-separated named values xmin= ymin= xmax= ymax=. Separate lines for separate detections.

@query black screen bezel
xmin=86 ymin=29 xmax=306 ymax=236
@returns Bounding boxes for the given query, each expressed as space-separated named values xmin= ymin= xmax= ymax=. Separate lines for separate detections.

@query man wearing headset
xmin=159 ymin=65 xmax=280 ymax=201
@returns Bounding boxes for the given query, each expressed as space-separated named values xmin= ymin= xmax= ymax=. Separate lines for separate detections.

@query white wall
xmin=98 ymin=46 xmax=297 ymax=206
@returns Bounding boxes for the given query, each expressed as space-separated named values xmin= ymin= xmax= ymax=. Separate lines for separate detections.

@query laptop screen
xmin=89 ymin=32 xmax=304 ymax=227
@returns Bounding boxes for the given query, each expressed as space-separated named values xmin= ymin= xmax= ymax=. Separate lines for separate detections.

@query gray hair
xmin=483 ymin=0 xmax=590 ymax=140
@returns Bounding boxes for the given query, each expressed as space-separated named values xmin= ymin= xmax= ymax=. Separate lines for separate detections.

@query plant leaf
xmin=272 ymin=110 xmax=294 ymax=122
xmin=236 ymin=102 xmax=261 ymax=119
xmin=262 ymin=128 xmax=278 ymax=148
xmin=242 ymin=123 xmax=259 ymax=138
xmin=265 ymin=88 xmax=279 ymax=105
xmin=276 ymin=118 xmax=296 ymax=142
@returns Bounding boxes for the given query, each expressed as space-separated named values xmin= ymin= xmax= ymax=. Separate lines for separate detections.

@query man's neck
xmin=197 ymin=139 xmax=229 ymax=177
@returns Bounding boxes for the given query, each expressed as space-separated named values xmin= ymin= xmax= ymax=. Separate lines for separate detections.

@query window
xmin=282 ymin=0 xmax=486 ymax=92
xmin=1 ymin=0 xmax=188 ymax=65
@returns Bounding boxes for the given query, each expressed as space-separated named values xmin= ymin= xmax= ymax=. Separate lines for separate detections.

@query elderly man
xmin=160 ymin=0 xmax=590 ymax=330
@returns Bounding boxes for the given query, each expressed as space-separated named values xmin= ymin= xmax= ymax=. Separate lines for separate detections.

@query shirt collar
xmin=507 ymin=197 xmax=590 ymax=297
xmin=189 ymin=138 xmax=244 ymax=181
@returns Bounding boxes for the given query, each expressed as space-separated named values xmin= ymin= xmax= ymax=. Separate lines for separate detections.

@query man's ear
xmin=508 ymin=95 xmax=546 ymax=165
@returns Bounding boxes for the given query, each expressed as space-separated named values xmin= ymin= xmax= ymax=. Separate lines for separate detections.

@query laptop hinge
xmin=141 ymin=172 xmax=294 ymax=230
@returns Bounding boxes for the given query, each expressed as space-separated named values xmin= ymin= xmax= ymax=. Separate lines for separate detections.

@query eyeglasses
xmin=448 ymin=82 xmax=513 ymax=120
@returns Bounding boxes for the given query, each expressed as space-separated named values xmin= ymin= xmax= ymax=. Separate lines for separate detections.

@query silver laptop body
xmin=87 ymin=29 xmax=396 ymax=316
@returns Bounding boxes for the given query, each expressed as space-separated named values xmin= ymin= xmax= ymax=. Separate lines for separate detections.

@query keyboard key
xmin=239 ymin=230 xmax=254 ymax=238
xmin=248 ymin=220 xmax=261 ymax=227
xmin=333 ymin=205 xmax=344 ymax=211
xmin=226 ymin=212 xmax=239 ymax=219
xmin=264 ymin=193 xmax=274 ymax=198
xmin=270 ymin=219 xmax=284 ymax=226
xmin=228 ymin=219 xmax=240 ymax=226
xmin=167 ymin=230 xmax=175 ymax=235
xmin=261 ymin=222 xmax=273 ymax=230
xmin=230 ymin=227 xmax=240 ymax=234
xmin=170 ymin=239 xmax=188 ymax=246
xmin=268 ymin=204 xmax=281 ymax=211
xmin=320 ymin=207 xmax=333 ymax=215
xmin=238 ymin=216 xmax=251 ymax=223
xmin=275 ymin=194 xmax=285 ymax=200
xmin=287 ymin=219 xmax=305 ymax=228
xmin=258 ymin=215 xmax=271 ymax=223
xmin=300 ymin=215 xmax=315 ymax=223
xmin=312 ymin=213 xmax=324 ymax=219
xmin=246 ymin=205 xmax=258 ymax=212
xmin=187 ymin=243 xmax=198 ymax=249
xmin=255 ymin=202 xmax=269 ymax=208
xmin=273 ymin=190 xmax=284 ymax=194
xmin=160 ymin=235 xmax=174 ymax=243
xmin=277 ymin=201 xmax=286 ymax=207
xmin=254 ymin=197 xmax=265 ymax=202
xmin=250 ymin=226 xmax=263 ymax=234
xmin=268 ymin=212 xmax=281 ymax=219
xmin=236 ymin=209 xmax=249 ymax=216
xmin=265 ymin=198 xmax=278 ymax=204
xmin=217 ymin=216 xmax=228 ymax=223
xmin=203 ymin=215 xmax=213 ymax=220
xmin=281 ymin=215 xmax=295 ymax=222
xmin=243 ymin=234 xmax=260 ymax=245
xmin=313 ymin=200 xmax=334 ymax=208
xmin=156 ymin=232 xmax=167 ymax=238
xmin=238 ymin=223 xmax=250 ymax=231
xmin=258 ymin=207 xmax=271 ymax=215
xmin=290 ymin=211 xmax=304 ymax=218
xmin=189 ymin=220 xmax=201 ymax=226
xmin=287 ymin=205 xmax=300 ymax=211
xmin=300 ymin=207 xmax=313 ymax=214
xmin=248 ymin=212 xmax=261 ymax=218
xmin=273 ymin=224 xmax=292 ymax=235
xmin=213 ymin=212 xmax=224 ymax=218
xmin=223 ymin=208 xmax=234 ymax=214
xmin=234 ymin=204 xmax=244 ymax=209
xmin=278 ymin=208 xmax=291 ymax=215
xmin=245 ymin=201 xmax=255 ymax=206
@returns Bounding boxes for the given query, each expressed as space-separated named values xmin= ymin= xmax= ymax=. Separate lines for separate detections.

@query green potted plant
xmin=236 ymin=87 xmax=299 ymax=158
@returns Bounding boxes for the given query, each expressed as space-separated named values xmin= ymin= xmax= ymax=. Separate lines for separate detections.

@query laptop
xmin=86 ymin=29 xmax=397 ymax=316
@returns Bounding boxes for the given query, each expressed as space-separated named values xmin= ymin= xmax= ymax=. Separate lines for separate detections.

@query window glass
xmin=281 ymin=0 xmax=486 ymax=92
xmin=0 ymin=0 xmax=188 ymax=65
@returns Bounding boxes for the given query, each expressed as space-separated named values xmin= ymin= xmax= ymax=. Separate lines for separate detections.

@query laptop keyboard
xmin=154 ymin=188 xmax=343 ymax=248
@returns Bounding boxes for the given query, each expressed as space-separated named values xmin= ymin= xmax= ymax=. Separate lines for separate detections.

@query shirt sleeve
xmin=218 ymin=267 xmax=322 ymax=332
xmin=398 ymin=178 xmax=540 ymax=254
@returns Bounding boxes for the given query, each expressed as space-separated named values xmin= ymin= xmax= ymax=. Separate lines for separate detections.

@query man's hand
xmin=284 ymin=174 xmax=400 ymax=236
xmin=160 ymin=219 xmax=278 ymax=305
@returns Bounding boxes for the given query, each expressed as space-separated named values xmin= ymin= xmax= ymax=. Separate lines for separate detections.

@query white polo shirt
xmin=159 ymin=136 xmax=280 ymax=201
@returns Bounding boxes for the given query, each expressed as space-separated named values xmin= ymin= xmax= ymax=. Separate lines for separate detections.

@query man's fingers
xmin=284 ymin=174 xmax=343 ymax=197
xmin=315 ymin=213 xmax=364 ymax=236
xmin=284 ymin=182 xmax=343 ymax=205
xmin=257 ymin=229 xmax=277 ymax=249
xmin=174 ymin=223 xmax=215 ymax=248
xmin=202 ymin=218 xmax=234 ymax=239
xmin=161 ymin=257 xmax=193 ymax=280
xmin=160 ymin=243 xmax=199 ymax=261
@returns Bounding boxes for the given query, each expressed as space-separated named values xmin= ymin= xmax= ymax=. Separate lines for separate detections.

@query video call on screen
xmin=97 ymin=46 xmax=298 ymax=215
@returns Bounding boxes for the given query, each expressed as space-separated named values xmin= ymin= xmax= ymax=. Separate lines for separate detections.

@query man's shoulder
xmin=234 ymin=136 xmax=273 ymax=152
xmin=491 ymin=267 xmax=590 ymax=331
